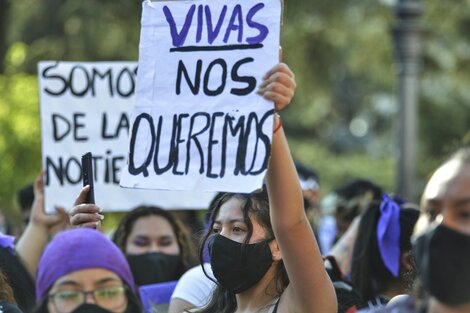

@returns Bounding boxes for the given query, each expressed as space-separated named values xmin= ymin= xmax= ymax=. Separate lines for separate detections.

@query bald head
xmin=418 ymin=149 xmax=470 ymax=236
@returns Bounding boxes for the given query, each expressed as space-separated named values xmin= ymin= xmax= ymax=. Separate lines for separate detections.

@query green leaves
xmin=0 ymin=73 xmax=41 ymax=213
xmin=1 ymin=0 xmax=470 ymax=212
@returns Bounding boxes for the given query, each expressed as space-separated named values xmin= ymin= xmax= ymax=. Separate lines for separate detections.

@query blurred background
xmin=0 ymin=0 xmax=469 ymax=227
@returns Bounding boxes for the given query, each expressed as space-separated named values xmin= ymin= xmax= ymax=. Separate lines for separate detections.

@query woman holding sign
xmin=70 ymin=61 xmax=337 ymax=312
xmin=192 ymin=63 xmax=337 ymax=313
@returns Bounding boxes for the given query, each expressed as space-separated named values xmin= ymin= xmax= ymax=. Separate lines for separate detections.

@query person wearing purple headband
xmin=33 ymin=228 xmax=141 ymax=313
xmin=360 ymin=149 xmax=470 ymax=313
xmin=350 ymin=194 xmax=419 ymax=310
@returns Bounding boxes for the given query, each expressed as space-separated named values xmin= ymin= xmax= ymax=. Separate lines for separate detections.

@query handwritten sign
xmin=38 ymin=61 xmax=215 ymax=213
xmin=121 ymin=0 xmax=282 ymax=192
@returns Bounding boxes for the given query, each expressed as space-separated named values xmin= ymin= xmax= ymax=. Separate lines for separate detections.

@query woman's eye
xmin=458 ymin=211 xmax=470 ymax=220
xmin=159 ymin=238 xmax=174 ymax=246
xmin=212 ymin=228 xmax=220 ymax=234
xmin=95 ymin=286 xmax=125 ymax=300
xmin=233 ymin=226 xmax=244 ymax=233
xmin=426 ymin=207 xmax=438 ymax=221
xmin=56 ymin=291 xmax=80 ymax=302
xmin=133 ymin=237 xmax=149 ymax=247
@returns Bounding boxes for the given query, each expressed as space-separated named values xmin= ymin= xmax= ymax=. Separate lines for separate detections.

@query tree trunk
xmin=0 ymin=0 xmax=11 ymax=73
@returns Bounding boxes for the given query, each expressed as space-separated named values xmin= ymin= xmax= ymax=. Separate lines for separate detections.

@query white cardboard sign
xmin=38 ymin=61 xmax=215 ymax=213
xmin=121 ymin=0 xmax=281 ymax=192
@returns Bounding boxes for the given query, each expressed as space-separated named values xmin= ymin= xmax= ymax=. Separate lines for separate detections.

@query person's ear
xmin=400 ymin=251 xmax=414 ymax=272
xmin=269 ymin=240 xmax=282 ymax=261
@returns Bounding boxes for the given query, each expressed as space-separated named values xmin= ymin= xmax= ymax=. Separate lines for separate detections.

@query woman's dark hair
xmin=124 ymin=288 xmax=143 ymax=313
xmin=334 ymin=178 xmax=383 ymax=224
xmin=0 ymin=269 xmax=16 ymax=304
xmin=0 ymin=247 xmax=35 ymax=312
xmin=194 ymin=189 xmax=289 ymax=313
xmin=112 ymin=206 xmax=197 ymax=274
xmin=350 ymin=195 xmax=420 ymax=302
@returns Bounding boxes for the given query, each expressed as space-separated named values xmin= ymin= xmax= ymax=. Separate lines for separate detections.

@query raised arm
xmin=262 ymin=64 xmax=336 ymax=313
xmin=15 ymin=172 xmax=69 ymax=278
xmin=328 ymin=215 xmax=361 ymax=277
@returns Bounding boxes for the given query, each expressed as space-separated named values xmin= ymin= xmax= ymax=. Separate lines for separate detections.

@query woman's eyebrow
xmin=230 ymin=219 xmax=245 ymax=223
xmin=214 ymin=219 xmax=244 ymax=223
xmin=95 ymin=277 xmax=122 ymax=286
xmin=454 ymin=197 xmax=470 ymax=208
xmin=133 ymin=235 xmax=150 ymax=239
xmin=55 ymin=280 xmax=81 ymax=288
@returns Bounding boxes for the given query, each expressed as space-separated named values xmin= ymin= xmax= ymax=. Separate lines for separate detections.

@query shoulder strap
xmin=271 ymin=297 xmax=281 ymax=313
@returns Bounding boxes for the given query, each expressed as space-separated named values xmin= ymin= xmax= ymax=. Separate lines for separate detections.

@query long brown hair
xmin=0 ymin=269 xmax=16 ymax=304
xmin=195 ymin=189 xmax=289 ymax=313
xmin=112 ymin=206 xmax=197 ymax=273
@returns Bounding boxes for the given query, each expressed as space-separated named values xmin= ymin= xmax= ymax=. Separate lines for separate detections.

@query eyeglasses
xmin=48 ymin=285 xmax=127 ymax=313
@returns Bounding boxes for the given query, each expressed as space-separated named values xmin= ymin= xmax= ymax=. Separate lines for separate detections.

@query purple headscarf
xmin=35 ymin=228 xmax=135 ymax=301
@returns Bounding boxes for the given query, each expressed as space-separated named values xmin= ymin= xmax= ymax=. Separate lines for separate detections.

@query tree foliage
xmin=0 ymin=0 xmax=469 ymax=215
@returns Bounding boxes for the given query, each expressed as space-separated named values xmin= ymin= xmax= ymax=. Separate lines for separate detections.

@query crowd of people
xmin=1 ymin=39 xmax=469 ymax=313
xmin=6 ymin=142 xmax=469 ymax=313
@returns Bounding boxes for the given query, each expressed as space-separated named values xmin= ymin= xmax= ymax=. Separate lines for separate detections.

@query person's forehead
xmin=130 ymin=215 xmax=175 ymax=237
xmin=53 ymin=268 xmax=121 ymax=287
xmin=423 ymin=161 xmax=470 ymax=205
xmin=216 ymin=197 xmax=244 ymax=221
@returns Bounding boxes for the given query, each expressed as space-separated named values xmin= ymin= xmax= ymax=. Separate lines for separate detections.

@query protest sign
xmin=39 ymin=61 xmax=215 ymax=213
xmin=121 ymin=0 xmax=282 ymax=192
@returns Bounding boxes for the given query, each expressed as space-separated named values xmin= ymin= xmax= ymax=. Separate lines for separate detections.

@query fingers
xmin=74 ymin=221 xmax=102 ymax=229
xmin=71 ymin=184 xmax=103 ymax=228
xmin=258 ymin=79 xmax=295 ymax=111
xmin=55 ymin=206 xmax=71 ymax=228
xmin=69 ymin=202 xmax=103 ymax=228
xmin=259 ymin=63 xmax=296 ymax=111
xmin=262 ymin=63 xmax=295 ymax=81
xmin=263 ymin=91 xmax=292 ymax=112
xmin=31 ymin=172 xmax=46 ymax=225
xmin=70 ymin=211 xmax=103 ymax=228
xmin=40 ymin=213 xmax=65 ymax=227
xmin=259 ymin=70 xmax=296 ymax=92
xmin=33 ymin=171 xmax=45 ymax=197
xmin=69 ymin=203 xmax=101 ymax=216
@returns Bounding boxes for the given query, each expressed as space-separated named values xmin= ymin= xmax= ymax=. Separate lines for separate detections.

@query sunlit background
xmin=1 ymin=0 xmax=469 ymax=225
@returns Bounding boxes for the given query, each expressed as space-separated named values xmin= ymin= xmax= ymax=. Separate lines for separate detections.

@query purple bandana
xmin=377 ymin=194 xmax=401 ymax=277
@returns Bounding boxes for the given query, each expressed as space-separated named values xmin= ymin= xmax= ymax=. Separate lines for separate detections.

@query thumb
xmin=74 ymin=185 xmax=91 ymax=206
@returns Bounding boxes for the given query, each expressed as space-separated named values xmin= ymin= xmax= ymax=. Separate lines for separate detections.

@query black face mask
xmin=413 ymin=224 xmax=470 ymax=306
xmin=208 ymin=234 xmax=273 ymax=294
xmin=71 ymin=304 xmax=112 ymax=313
xmin=126 ymin=252 xmax=183 ymax=286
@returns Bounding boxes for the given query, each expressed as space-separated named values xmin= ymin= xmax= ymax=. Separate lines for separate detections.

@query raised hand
xmin=258 ymin=62 xmax=296 ymax=112
xmin=69 ymin=185 xmax=104 ymax=229
xmin=31 ymin=171 xmax=69 ymax=234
